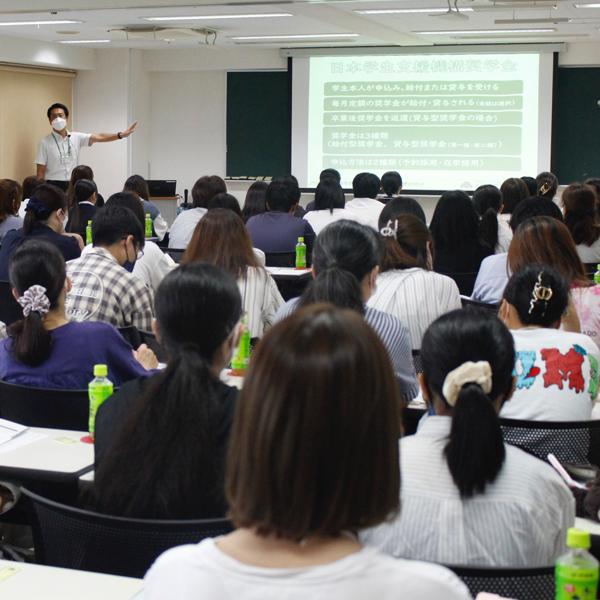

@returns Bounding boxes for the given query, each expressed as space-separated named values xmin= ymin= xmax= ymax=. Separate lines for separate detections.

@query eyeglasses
xmin=121 ymin=237 xmax=144 ymax=262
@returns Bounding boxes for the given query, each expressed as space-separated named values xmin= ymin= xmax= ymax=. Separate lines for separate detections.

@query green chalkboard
xmin=552 ymin=66 xmax=600 ymax=184
xmin=226 ymin=70 xmax=290 ymax=179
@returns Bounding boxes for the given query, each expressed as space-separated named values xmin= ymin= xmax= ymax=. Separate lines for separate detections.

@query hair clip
xmin=538 ymin=182 xmax=551 ymax=196
xmin=380 ymin=220 xmax=398 ymax=238
xmin=528 ymin=271 xmax=553 ymax=316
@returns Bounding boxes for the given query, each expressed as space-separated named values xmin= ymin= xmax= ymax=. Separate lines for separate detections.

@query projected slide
xmin=299 ymin=53 xmax=548 ymax=190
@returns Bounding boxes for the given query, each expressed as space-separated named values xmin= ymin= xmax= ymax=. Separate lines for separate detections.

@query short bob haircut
xmin=352 ymin=172 xmax=380 ymax=199
xmin=379 ymin=197 xmax=426 ymax=228
xmin=314 ymin=178 xmax=345 ymax=213
xmin=191 ymin=175 xmax=227 ymax=209
xmin=0 ymin=179 xmax=22 ymax=222
xmin=226 ymin=304 xmax=401 ymax=540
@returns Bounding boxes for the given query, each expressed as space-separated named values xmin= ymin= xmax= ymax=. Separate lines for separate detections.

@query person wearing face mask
xmin=35 ymin=103 xmax=137 ymax=191
xmin=0 ymin=184 xmax=81 ymax=280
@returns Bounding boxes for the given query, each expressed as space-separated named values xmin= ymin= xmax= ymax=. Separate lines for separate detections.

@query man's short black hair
xmin=47 ymin=103 xmax=69 ymax=119
xmin=509 ymin=196 xmax=563 ymax=233
xmin=91 ymin=205 xmax=145 ymax=249
xmin=266 ymin=179 xmax=299 ymax=213
xmin=352 ymin=172 xmax=381 ymax=199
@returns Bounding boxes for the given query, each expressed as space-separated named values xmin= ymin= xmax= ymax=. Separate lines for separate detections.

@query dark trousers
xmin=46 ymin=180 xmax=69 ymax=192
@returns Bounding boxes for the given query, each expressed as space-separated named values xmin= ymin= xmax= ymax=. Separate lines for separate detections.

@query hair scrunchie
xmin=441 ymin=361 xmax=493 ymax=407
xmin=26 ymin=196 xmax=47 ymax=217
xmin=17 ymin=285 xmax=51 ymax=317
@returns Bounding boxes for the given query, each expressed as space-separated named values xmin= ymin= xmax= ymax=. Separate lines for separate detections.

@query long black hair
xmin=473 ymin=184 xmax=503 ymax=252
xmin=23 ymin=184 xmax=68 ymax=235
xmin=7 ymin=240 xmax=66 ymax=367
xmin=429 ymin=190 xmax=480 ymax=252
xmin=68 ymin=179 xmax=97 ymax=235
xmin=92 ymin=264 xmax=242 ymax=518
xmin=421 ymin=310 xmax=515 ymax=499
xmin=241 ymin=181 xmax=268 ymax=223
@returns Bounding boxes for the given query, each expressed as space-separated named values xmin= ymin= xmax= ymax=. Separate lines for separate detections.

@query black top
xmin=68 ymin=203 xmax=98 ymax=236
xmin=0 ymin=222 xmax=81 ymax=280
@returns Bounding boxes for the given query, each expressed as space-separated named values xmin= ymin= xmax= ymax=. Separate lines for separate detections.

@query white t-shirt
xmin=141 ymin=537 xmax=472 ymax=600
xmin=132 ymin=241 xmax=175 ymax=298
xmin=303 ymin=208 xmax=349 ymax=235
xmin=576 ymin=236 xmax=600 ymax=265
xmin=168 ymin=208 xmax=207 ymax=249
xmin=496 ymin=220 xmax=513 ymax=254
xmin=343 ymin=198 xmax=384 ymax=231
xmin=500 ymin=328 xmax=600 ymax=421
xmin=35 ymin=131 xmax=91 ymax=181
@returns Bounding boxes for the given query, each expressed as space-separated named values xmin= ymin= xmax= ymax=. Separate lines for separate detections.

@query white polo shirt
xmin=35 ymin=130 xmax=91 ymax=181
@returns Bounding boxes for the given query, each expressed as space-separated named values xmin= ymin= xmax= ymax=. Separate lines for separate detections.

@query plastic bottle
xmin=231 ymin=316 xmax=250 ymax=376
xmin=556 ymin=528 xmax=599 ymax=600
xmin=145 ymin=213 xmax=152 ymax=238
xmin=88 ymin=365 xmax=114 ymax=442
xmin=295 ymin=237 xmax=307 ymax=269
xmin=85 ymin=220 xmax=92 ymax=245
xmin=594 ymin=264 xmax=600 ymax=285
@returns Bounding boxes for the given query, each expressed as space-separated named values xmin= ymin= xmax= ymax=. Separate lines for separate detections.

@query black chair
xmin=264 ymin=251 xmax=297 ymax=268
xmin=447 ymin=564 xmax=555 ymax=600
xmin=22 ymin=487 xmax=234 ymax=579
xmin=500 ymin=417 xmax=600 ymax=467
xmin=461 ymin=297 xmax=501 ymax=315
xmin=163 ymin=248 xmax=186 ymax=264
xmin=0 ymin=280 xmax=24 ymax=326
xmin=139 ymin=329 xmax=170 ymax=363
xmin=117 ymin=325 xmax=142 ymax=350
xmin=0 ymin=380 xmax=89 ymax=431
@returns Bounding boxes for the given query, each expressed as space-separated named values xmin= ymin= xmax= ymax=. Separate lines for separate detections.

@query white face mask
xmin=60 ymin=213 xmax=68 ymax=233
xmin=52 ymin=117 xmax=67 ymax=131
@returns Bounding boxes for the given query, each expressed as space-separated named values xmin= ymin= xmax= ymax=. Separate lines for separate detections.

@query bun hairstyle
xmin=421 ymin=310 xmax=515 ymax=499
xmin=503 ymin=264 xmax=569 ymax=328
xmin=23 ymin=184 xmax=68 ymax=235
xmin=7 ymin=240 xmax=66 ymax=367
xmin=380 ymin=214 xmax=432 ymax=272
xmin=381 ymin=171 xmax=402 ymax=197
xmin=473 ymin=184 xmax=503 ymax=252
xmin=536 ymin=171 xmax=559 ymax=199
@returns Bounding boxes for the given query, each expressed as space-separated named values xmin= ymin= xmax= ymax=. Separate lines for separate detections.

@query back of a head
xmin=208 ymin=193 xmax=242 ymax=218
xmin=226 ymin=304 xmax=401 ymax=539
xmin=381 ymin=171 xmax=402 ymax=197
xmin=314 ymin=178 xmax=345 ymax=213
xmin=69 ymin=179 xmax=98 ymax=233
xmin=22 ymin=176 xmax=45 ymax=200
xmin=378 ymin=197 xmax=426 ymax=229
xmin=24 ymin=184 xmax=68 ymax=235
xmin=521 ymin=176 xmax=538 ymax=198
xmin=500 ymin=178 xmax=529 ymax=214
xmin=298 ymin=268 xmax=365 ymax=315
xmin=561 ymin=182 xmax=600 ymax=247
xmin=319 ymin=168 xmax=341 ymax=183
xmin=352 ymin=172 xmax=380 ymax=199
xmin=508 ymin=216 xmax=586 ymax=286
xmin=473 ymin=184 xmax=503 ymax=251
xmin=421 ymin=309 xmax=515 ymax=499
xmin=91 ymin=204 xmax=144 ymax=250
xmin=192 ymin=175 xmax=227 ymax=209
xmin=69 ymin=165 xmax=94 ymax=187
xmin=429 ymin=190 xmax=479 ymax=251
xmin=380 ymin=214 xmax=431 ymax=272
xmin=584 ymin=178 xmax=600 ymax=202
xmin=504 ymin=264 xmax=569 ymax=328
xmin=7 ymin=240 xmax=66 ymax=367
xmin=0 ymin=179 xmax=22 ymax=221
xmin=105 ymin=191 xmax=145 ymax=227
xmin=123 ymin=174 xmax=150 ymax=202
xmin=276 ymin=175 xmax=301 ymax=204
xmin=536 ymin=171 xmax=559 ymax=200
xmin=508 ymin=196 xmax=563 ymax=233
xmin=242 ymin=181 xmax=268 ymax=223
xmin=265 ymin=179 xmax=298 ymax=213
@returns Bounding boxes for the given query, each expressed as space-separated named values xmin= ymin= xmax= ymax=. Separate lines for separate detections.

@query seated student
xmin=0 ymin=184 xmax=81 ymax=280
xmin=0 ymin=179 xmax=24 ymax=242
xmin=18 ymin=175 xmax=45 ymax=218
xmin=304 ymin=168 xmax=341 ymax=212
xmin=123 ymin=174 xmax=168 ymax=241
xmin=208 ymin=192 xmax=242 ymax=218
xmin=561 ymin=182 xmax=600 ymax=264
xmin=343 ymin=172 xmax=384 ymax=230
xmin=142 ymin=305 xmax=472 ymax=600
xmin=521 ymin=175 xmax=538 ymax=198
xmin=471 ymin=196 xmax=564 ymax=303
xmin=379 ymin=196 xmax=426 ymax=225
xmin=499 ymin=264 xmax=599 ymax=421
xmin=280 ymin=175 xmax=306 ymax=218
xmin=91 ymin=263 xmax=243 ymax=519
xmin=66 ymin=179 xmax=98 ymax=237
xmin=246 ymin=177 xmax=315 ymax=254
xmin=275 ymin=220 xmax=418 ymax=402
xmin=241 ymin=181 xmax=268 ymax=224
xmin=67 ymin=165 xmax=105 ymax=209
xmin=378 ymin=170 xmax=402 ymax=204
xmin=368 ymin=214 xmax=461 ymax=350
xmin=65 ymin=205 xmax=154 ymax=331
xmin=181 ymin=209 xmax=283 ymax=339
xmin=169 ymin=175 xmax=226 ymax=249
xmin=499 ymin=177 xmax=529 ymax=228
xmin=473 ymin=184 xmax=512 ymax=254
xmin=537 ymin=171 xmax=559 ymax=201
xmin=0 ymin=240 xmax=155 ymax=389
xmin=360 ymin=309 xmax=575 ymax=567
xmin=302 ymin=177 xmax=347 ymax=235
xmin=430 ymin=190 xmax=493 ymax=295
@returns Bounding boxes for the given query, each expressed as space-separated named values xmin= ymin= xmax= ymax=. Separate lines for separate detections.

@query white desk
xmin=0 ymin=428 xmax=93 ymax=483
xmin=0 ymin=560 xmax=143 ymax=599
xmin=265 ymin=267 xmax=312 ymax=280
xmin=576 ymin=517 xmax=600 ymax=536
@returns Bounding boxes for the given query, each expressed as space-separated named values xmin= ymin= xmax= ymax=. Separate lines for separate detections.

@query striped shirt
xmin=238 ymin=267 xmax=284 ymax=339
xmin=275 ymin=298 xmax=418 ymax=402
xmin=367 ymin=268 xmax=461 ymax=350
xmin=360 ymin=416 xmax=575 ymax=567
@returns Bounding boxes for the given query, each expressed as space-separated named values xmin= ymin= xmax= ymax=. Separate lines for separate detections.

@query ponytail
xmin=479 ymin=207 xmax=499 ymax=252
xmin=68 ymin=179 xmax=97 ymax=234
xmin=297 ymin=266 xmax=365 ymax=314
xmin=444 ymin=383 xmax=505 ymax=499
xmin=23 ymin=184 xmax=68 ymax=235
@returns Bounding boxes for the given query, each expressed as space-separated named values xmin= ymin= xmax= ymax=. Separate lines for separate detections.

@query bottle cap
xmin=566 ymin=528 xmax=591 ymax=549
xmin=298 ymin=237 xmax=304 ymax=242
xmin=146 ymin=214 xmax=151 ymax=218
xmin=94 ymin=364 xmax=108 ymax=377
xmin=88 ymin=220 xmax=92 ymax=225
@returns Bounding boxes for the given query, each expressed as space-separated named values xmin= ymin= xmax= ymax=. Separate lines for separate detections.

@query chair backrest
xmin=163 ymin=248 xmax=186 ymax=264
xmin=447 ymin=564 xmax=555 ymax=600
xmin=461 ymin=297 xmax=501 ymax=315
xmin=265 ymin=251 xmax=296 ymax=268
xmin=117 ymin=325 xmax=142 ymax=350
xmin=22 ymin=487 xmax=234 ymax=579
xmin=411 ymin=349 xmax=423 ymax=374
xmin=500 ymin=417 xmax=600 ymax=466
xmin=139 ymin=329 xmax=170 ymax=364
xmin=0 ymin=280 xmax=24 ymax=326
xmin=0 ymin=380 xmax=89 ymax=431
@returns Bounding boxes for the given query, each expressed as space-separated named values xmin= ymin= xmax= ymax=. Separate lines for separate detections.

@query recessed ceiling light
xmin=575 ymin=3 xmax=600 ymax=7
xmin=414 ymin=28 xmax=556 ymax=34
xmin=59 ymin=40 xmax=110 ymax=44
xmin=56 ymin=31 xmax=80 ymax=35
xmin=355 ymin=8 xmax=473 ymax=14
xmin=0 ymin=20 xmax=82 ymax=26
xmin=494 ymin=17 xmax=571 ymax=24
xmin=230 ymin=33 xmax=359 ymax=40
xmin=142 ymin=13 xmax=293 ymax=21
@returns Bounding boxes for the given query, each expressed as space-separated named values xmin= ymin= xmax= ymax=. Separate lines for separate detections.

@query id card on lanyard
xmin=53 ymin=133 xmax=72 ymax=164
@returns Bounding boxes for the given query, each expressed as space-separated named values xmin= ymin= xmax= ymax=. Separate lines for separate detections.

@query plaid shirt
xmin=65 ymin=247 xmax=154 ymax=331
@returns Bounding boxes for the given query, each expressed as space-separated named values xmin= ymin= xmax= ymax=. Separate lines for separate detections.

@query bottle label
xmin=296 ymin=244 xmax=306 ymax=269
xmin=556 ymin=565 xmax=598 ymax=599
xmin=88 ymin=383 xmax=113 ymax=435
xmin=145 ymin=218 xmax=152 ymax=238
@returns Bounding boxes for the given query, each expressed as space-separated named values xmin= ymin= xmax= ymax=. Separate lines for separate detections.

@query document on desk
xmin=265 ymin=267 xmax=311 ymax=276
xmin=0 ymin=428 xmax=44 ymax=455
xmin=0 ymin=419 xmax=29 ymax=446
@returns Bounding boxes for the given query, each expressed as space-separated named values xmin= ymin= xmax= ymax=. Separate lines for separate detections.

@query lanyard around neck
xmin=52 ymin=132 xmax=71 ymax=157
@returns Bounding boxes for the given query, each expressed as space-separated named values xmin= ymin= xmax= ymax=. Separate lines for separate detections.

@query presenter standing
xmin=35 ymin=103 xmax=137 ymax=191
